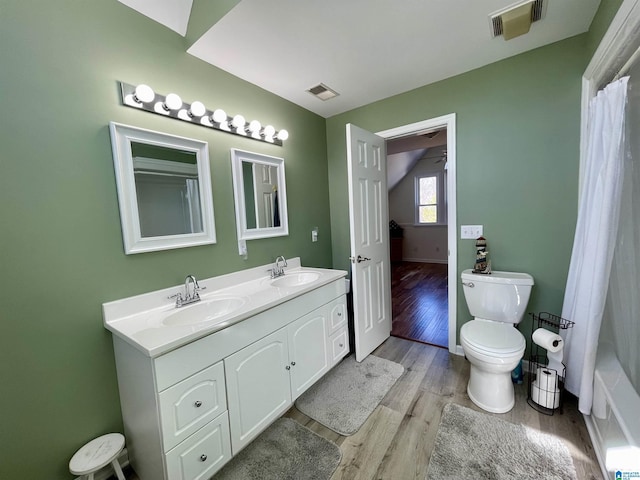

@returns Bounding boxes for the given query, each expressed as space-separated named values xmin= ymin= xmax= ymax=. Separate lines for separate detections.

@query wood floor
xmin=391 ymin=262 xmax=448 ymax=348
xmin=123 ymin=337 xmax=602 ymax=480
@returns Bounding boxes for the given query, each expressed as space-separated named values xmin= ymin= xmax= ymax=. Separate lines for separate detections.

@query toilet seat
xmin=461 ymin=319 xmax=525 ymax=356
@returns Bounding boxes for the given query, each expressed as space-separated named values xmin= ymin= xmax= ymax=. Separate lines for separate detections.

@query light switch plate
xmin=311 ymin=227 xmax=318 ymax=242
xmin=461 ymin=225 xmax=483 ymax=239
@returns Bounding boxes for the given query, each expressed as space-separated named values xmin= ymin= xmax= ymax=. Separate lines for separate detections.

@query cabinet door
xmin=288 ymin=309 xmax=329 ymax=399
xmin=225 ymin=328 xmax=291 ymax=454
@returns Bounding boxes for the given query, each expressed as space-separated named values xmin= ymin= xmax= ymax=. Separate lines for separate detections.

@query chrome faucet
xmin=169 ymin=274 xmax=205 ymax=307
xmin=269 ymin=256 xmax=288 ymax=279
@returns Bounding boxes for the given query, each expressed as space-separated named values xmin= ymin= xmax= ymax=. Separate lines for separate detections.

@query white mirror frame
xmin=231 ymin=148 xmax=288 ymax=242
xmin=109 ymin=122 xmax=216 ymax=254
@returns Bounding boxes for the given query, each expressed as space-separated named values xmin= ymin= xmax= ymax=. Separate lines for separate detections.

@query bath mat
xmin=426 ymin=403 xmax=577 ymax=479
xmin=295 ymin=354 xmax=404 ymax=435
xmin=214 ymin=418 xmax=341 ymax=480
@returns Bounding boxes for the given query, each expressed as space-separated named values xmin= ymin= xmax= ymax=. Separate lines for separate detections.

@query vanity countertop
xmin=103 ymin=258 xmax=348 ymax=358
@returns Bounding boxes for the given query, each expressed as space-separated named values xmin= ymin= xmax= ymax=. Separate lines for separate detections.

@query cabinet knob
xmin=285 ymin=365 xmax=291 ymax=370
xmin=338 ymin=312 xmax=342 ymax=317
xmin=200 ymin=454 xmax=207 ymax=462
xmin=339 ymin=343 xmax=344 ymax=348
xmin=291 ymin=361 xmax=296 ymax=366
xmin=194 ymin=400 xmax=202 ymax=408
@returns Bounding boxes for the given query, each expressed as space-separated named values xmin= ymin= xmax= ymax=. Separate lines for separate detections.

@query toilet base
xmin=467 ymin=364 xmax=516 ymax=414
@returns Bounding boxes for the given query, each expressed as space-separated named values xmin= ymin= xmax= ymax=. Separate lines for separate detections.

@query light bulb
xmin=134 ymin=84 xmax=155 ymax=103
xmin=212 ymin=109 xmax=227 ymax=124
xmin=232 ymin=115 xmax=246 ymax=128
xmin=248 ymin=120 xmax=261 ymax=139
xmin=276 ymin=129 xmax=289 ymax=141
xmin=189 ymin=101 xmax=206 ymax=117
xmin=263 ymin=125 xmax=275 ymax=137
xmin=164 ymin=93 xmax=182 ymax=111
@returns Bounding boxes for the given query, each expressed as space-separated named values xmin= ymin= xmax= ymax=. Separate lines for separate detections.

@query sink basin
xmin=271 ymin=271 xmax=321 ymax=288
xmin=163 ymin=296 xmax=246 ymax=326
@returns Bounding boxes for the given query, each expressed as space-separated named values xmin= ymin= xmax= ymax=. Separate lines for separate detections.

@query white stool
xmin=69 ymin=433 xmax=126 ymax=480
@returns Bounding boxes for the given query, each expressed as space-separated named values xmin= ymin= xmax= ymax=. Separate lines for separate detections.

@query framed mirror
xmin=109 ymin=122 xmax=216 ymax=254
xmin=231 ymin=148 xmax=288 ymax=241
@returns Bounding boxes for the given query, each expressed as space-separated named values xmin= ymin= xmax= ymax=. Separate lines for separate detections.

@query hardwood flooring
xmin=391 ymin=262 xmax=448 ymax=348
xmin=289 ymin=337 xmax=602 ymax=480
xmin=123 ymin=337 xmax=602 ymax=480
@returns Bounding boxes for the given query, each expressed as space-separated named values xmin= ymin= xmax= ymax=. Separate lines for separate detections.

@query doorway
xmin=376 ymin=115 xmax=457 ymax=353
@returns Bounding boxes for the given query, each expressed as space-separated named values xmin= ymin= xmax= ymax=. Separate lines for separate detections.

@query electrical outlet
xmin=461 ymin=225 xmax=483 ymax=239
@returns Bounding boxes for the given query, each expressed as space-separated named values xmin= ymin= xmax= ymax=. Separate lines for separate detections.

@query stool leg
xmin=111 ymin=459 xmax=126 ymax=480
xmin=87 ymin=474 xmax=94 ymax=480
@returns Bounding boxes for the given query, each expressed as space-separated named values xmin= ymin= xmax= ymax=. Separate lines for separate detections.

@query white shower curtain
xmin=561 ymin=76 xmax=629 ymax=415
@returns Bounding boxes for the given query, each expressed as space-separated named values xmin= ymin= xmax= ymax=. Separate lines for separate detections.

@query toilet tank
xmin=461 ymin=269 xmax=534 ymax=324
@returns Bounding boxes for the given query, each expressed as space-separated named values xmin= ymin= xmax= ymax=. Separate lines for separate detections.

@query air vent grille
xmin=489 ymin=0 xmax=546 ymax=38
xmin=307 ymin=83 xmax=339 ymax=101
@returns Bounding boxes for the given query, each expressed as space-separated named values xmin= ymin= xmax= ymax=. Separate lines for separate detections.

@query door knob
xmin=349 ymin=255 xmax=371 ymax=264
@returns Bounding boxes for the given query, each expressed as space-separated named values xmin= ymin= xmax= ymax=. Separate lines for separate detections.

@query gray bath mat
xmin=214 ymin=418 xmax=341 ymax=480
xmin=295 ymin=354 xmax=404 ymax=435
xmin=427 ymin=403 xmax=577 ymax=479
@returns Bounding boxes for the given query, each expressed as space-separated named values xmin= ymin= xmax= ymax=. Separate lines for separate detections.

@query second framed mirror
xmin=231 ymin=148 xmax=288 ymax=241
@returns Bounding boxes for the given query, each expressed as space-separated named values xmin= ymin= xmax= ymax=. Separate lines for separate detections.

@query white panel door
xmin=346 ymin=123 xmax=392 ymax=362
xmin=224 ymin=328 xmax=291 ymax=454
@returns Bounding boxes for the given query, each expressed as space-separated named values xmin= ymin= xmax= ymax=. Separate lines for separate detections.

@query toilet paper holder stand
xmin=527 ymin=312 xmax=575 ymax=415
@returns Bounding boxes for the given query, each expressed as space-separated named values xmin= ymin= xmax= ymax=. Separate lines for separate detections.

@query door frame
xmin=376 ymin=113 xmax=459 ymax=355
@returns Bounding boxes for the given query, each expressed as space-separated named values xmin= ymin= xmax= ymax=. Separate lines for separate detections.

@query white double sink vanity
xmin=103 ymin=258 xmax=348 ymax=480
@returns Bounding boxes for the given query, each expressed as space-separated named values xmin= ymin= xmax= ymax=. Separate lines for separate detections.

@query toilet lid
xmin=461 ymin=319 xmax=525 ymax=355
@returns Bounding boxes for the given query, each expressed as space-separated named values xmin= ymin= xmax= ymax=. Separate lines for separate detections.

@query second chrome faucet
xmin=269 ymin=256 xmax=288 ymax=279
xmin=169 ymin=275 xmax=205 ymax=307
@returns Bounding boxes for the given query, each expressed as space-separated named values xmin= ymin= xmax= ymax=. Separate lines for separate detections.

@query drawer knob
xmin=200 ymin=454 xmax=207 ymax=462
xmin=285 ymin=365 xmax=291 ymax=370
xmin=291 ymin=361 xmax=296 ymax=366
xmin=194 ymin=400 xmax=202 ymax=408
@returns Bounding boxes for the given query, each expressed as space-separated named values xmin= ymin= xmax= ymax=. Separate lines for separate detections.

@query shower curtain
xmin=561 ymin=76 xmax=629 ymax=415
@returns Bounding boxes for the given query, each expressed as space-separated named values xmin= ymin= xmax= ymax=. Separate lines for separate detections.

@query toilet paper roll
xmin=531 ymin=380 xmax=561 ymax=409
xmin=532 ymin=328 xmax=564 ymax=353
xmin=536 ymin=367 xmax=559 ymax=390
xmin=546 ymin=350 xmax=564 ymax=376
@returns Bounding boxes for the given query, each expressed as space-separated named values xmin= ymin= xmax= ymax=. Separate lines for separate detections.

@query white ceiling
xmin=120 ymin=0 xmax=601 ymax=118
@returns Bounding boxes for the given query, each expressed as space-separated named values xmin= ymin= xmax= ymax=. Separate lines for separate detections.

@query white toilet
xmin=460 ymin=269 xmax=534 ymax=413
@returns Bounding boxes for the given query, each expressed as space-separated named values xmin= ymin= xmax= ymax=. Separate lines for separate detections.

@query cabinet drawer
xmin=159 ymin=362 xmax=227 ymax=452
xmin=327 ymin=296 xmax=347 ymax=334
xmin=165 ymin=412 xmax=231 ymax=480
xmin=329 ymin=327 xmax=349 ymax=367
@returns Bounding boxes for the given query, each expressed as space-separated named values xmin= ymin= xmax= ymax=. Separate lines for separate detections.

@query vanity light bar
xmin=119 ymin=82 xmax=289 ymax=146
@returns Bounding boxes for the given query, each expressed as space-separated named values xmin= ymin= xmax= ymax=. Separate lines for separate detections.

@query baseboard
xmin=401 ymin=257 xmax=448 ymax=264
xmin=74 ymin=448 xmax=129 ymax=480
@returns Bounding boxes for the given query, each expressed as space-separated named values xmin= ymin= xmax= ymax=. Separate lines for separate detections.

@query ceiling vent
xmin=307 ymin=83 xmax=339 ymax=101
xmin=489 ymin=0 xmax=546 ymax=40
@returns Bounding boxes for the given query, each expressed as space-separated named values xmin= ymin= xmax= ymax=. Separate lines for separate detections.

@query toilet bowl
xmin=460 ymin=269 xmax=534 ymax=413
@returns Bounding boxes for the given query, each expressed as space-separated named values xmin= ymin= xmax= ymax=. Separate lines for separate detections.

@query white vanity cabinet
xmin=109 ymin=273 xmax=348 ymax=480
xmin=225 ymin=303 xmax=331 ymax=454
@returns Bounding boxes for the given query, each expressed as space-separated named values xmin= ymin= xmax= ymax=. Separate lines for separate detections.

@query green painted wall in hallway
xmin=0 ymin=2 xmax=330 ymax=479
xmin=326 ymin=35 xmax=588 ymax=346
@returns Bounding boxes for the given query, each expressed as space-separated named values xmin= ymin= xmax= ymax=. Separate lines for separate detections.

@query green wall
xmin=326 ymin=35 xmax=589 ymax=346
xmin=0 ymin=2 xmax=331 ymax=479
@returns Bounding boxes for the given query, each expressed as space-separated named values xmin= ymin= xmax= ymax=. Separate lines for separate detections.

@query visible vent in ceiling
xmin=489 ymin=0 xmax=546 ymax=39
xmin=307 ymin=83 xmax=339 ymax=101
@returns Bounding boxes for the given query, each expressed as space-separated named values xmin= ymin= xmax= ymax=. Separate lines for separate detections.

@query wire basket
xmin=527 ymin=312 xmax=574 ymax=415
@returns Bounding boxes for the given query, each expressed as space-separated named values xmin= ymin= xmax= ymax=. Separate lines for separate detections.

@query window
xmin=415 ymin=173 xmax=446 ymax=225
